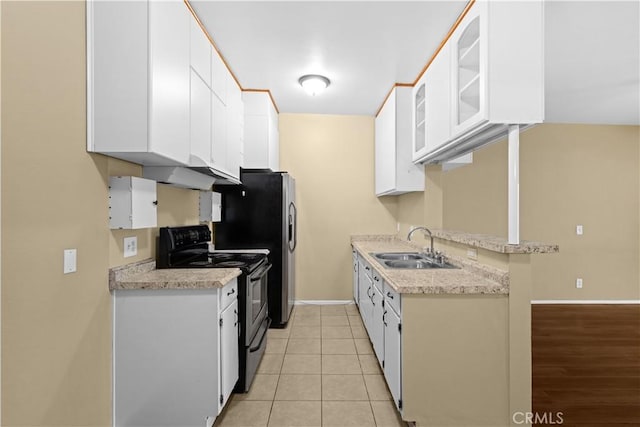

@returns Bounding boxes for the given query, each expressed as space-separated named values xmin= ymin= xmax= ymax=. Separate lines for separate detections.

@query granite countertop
xmin=430 ymin=229 xmax=559 ymax=254
xmin=109 ymin=259 xmax=241 ymax=291
xmin=351 ymin=236 xmax=509 ymax=295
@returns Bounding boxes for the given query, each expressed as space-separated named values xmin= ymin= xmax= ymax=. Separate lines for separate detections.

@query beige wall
xmin=1 ymin=2 xmax=200 ymax=425
xmin=279 ymin=114 xmax=397 ymax=300
xmin=396 ymin=124 xmax=640 ymax=300
xmin=107 ymin=159 xmax=200 ymax=268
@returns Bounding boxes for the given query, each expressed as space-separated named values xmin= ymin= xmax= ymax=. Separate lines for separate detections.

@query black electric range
xmin=157 ymin=225 xmax=271 ymax=393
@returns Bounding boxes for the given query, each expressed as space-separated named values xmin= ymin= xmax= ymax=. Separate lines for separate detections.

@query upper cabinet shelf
xmin=413 ymin=0 xmax=544 ymax=164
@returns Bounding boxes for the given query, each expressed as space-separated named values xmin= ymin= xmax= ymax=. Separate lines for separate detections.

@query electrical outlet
xmin=124 ymin=236 xmax=137 ymax=258
xmin=576 ymin=225 xmax=583 ymax=235
xmin=576 ymin=278 xmax=583 ymax=289
xmin=64 ymin=249 xmax=77 ymax=274
xmin=467 ymin=249 xmax=478 ymax=260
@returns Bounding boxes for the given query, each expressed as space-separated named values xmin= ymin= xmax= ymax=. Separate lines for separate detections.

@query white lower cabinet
xmin=219 ymin=299 xmax=239 ymax=411
xmin=353 ymin=249 xmax=403 ymax=415
xmin=384 ymin=298 xmax=402 ymax=411
xmin=371 ymin=275 xmax=385 ymax=365
xmin=113 ymin=279 xmax=239 ymax=427
xmin=358 ymin=259 xmax=373 ymax=331
xmin=352 ymin=250 xmax=359 ymax=305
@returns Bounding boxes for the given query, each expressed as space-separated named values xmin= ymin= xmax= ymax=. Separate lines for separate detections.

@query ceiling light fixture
xmin=298 ymin=74 xmax=330 ymax=96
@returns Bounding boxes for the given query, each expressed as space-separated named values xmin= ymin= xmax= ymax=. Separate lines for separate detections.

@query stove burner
xmin=215 ymin=261 xmax=248 ymax=268
xmin=211 ymin=253 xmax=235 ymax=261
xmin=188 ymin=260 xmax=212 ymax=267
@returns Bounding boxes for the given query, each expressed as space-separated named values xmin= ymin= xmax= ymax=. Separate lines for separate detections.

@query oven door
xmin=246 ymin=262 xmax=271 ymax=345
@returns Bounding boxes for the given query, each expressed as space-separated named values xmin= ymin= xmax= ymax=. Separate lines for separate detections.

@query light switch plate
xmin=64 ymin=249 xmax=77 ymax=274
xmin=576 ymin=225 xmax=583 ymax=235
xmin=124 ymin=236 xmax=137 ymax=258
xmin=576 ymin=278 xmax=583 ymax=289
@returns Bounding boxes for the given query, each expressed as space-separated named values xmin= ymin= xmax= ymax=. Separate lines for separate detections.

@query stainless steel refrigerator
xmin=214 ymin=169 xmax=297 ymax=327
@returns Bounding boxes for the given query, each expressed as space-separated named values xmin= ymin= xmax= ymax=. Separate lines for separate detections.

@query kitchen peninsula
xmin=351 ymin=231 xmax=558 ymax=426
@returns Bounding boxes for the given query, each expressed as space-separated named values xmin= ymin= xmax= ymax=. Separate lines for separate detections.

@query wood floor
xmin=532 ymin=304 xmax=640 ymax=426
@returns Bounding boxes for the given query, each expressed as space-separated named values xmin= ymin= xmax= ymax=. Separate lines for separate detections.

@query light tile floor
xmin=215 ymin=304 xmax=407 ymax=427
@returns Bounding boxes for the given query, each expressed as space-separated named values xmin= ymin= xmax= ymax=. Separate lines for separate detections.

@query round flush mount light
xmin=298 ymin=74 xmax=330 ymax=96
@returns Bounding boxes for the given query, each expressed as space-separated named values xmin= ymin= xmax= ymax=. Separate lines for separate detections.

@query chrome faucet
xmin=407 ymin=226 xmax=434 ymax=255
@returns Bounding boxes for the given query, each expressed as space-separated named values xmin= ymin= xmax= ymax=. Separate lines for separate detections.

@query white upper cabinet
xmin=425 ymin=44 xmax=452 ymax=155
xmin=243 ymin=92 xmax=279 ymax=171
xmin=414 ymin=0 xmax=544 ymax=164
xmin=190 ymin=69 xmax=212 ymax=167
xmin=452 ymin=0 xmax=544 ymax=136
xmin=88 ymin=0 xmax=191 ymax=166
xmin=212 ymin=48 xmax=228 ymax=106
xmin=190 ymin=19 xmax=211 ymax=87
xmin=226 ymin=74 xmax=244 ymax=178
xmin=375 ymin=87 xmax=425 ymax=196
xmin=412 ymin=78 xmax=427 ymax=162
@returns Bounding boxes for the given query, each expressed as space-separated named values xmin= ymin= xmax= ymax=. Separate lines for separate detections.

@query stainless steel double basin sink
xmin=370 ymin=252 xmax=459 ymax=270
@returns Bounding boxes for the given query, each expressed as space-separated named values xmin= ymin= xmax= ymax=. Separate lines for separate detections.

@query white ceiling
xmin=544 ymin=1 xmax=639 ymax=125
xmin=190 ymin=1 xmax=467 ymax=115
xmin=192 ymin=1 xmax=640 ymax=124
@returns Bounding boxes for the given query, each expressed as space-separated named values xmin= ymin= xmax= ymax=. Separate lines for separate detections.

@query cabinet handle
xmin=383 ymin=310 xmax=387 ymax=326
xmin=227 ymin=288 xmax=236 ymax=296
xmin=365 ymin=266 xmax=370 ymax=271
xmin=152 ymin=200 xmax=158 ymax=206
xmin=234 ymin=309 xmax=238 ymax=327
xmin=367 ymin=286 xmax=372 ymax=299
xmin=374 ymin=276 xmax=379 ymax=282
xmin=386 ymin=291 xmax=394 ymax=299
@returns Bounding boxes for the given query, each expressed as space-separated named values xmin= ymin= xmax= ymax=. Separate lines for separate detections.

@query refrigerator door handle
xmin=288 ymin=202 xmax=297 ymax=252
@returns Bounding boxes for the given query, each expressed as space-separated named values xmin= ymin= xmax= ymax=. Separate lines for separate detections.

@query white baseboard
xmin=295 ymin=300 xmax=354 ymax=305
xmin=531 ymin=300 xmax=640 ymax=304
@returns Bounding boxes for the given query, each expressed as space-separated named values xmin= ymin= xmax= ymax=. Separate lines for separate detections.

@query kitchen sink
xmin=370 ymin=252 xmax=459 ymax=270
xmin=383 ymin=259 xmax=458 ymax=269
xmin=374 ymin=252 xmax=423 ymax=261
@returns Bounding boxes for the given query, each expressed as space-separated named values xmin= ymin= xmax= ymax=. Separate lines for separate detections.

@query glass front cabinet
xmin=412 ymin=0 xmax=544 ymax=164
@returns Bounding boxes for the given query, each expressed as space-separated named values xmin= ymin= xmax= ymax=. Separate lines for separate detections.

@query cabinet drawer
xmin=384 ymin=282 xmax=401 ymax=315
xmin=372 ymin=271 xmax=383 ymax=293
xmin=361 ymin=261 xmax=373 ymax=279
xmin=220 ymin=278 xmax=238 ymax=311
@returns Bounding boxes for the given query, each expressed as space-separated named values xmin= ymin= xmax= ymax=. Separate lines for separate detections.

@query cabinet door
xmin=352 ymin=251 xmax=359 ymax=305
xmin=211 ymin=50 xmax=228 ymax=105
xmin=267 ymin=102 xmax=280 ymax=171
xmin=375 ymin=91 xmax=396 ymax=195
xmin=358 ymin=262 xmax=372 ymax=329
xmin=371 ymin=282 xmax=385 ymax=365
xmin=219 ymin=299 xmax=239 ymax=412
xmin=384 ymin=307 xmax=402 ymax=412
xmin=226 ymin=74 xmax=242 ymax=179
xmin=425 ymin=44 xmax=451 ymax=152
xmin=148 ymin=0 xmax=190 ymax=164
xmin=211 ymin=93 xmax=228 ymax=172
xmin=190 ymin=18 xmax=211 ymax=87
xmin=450 ymin=2 xmax=487 ymax=137
xmin=412 ymin=78 xmax=427 ymax=161
xmin=190 ymin=70 xmax=212 ymax=167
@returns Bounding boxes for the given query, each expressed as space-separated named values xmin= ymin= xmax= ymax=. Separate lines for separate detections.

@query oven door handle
xmin=250 ymin=263 xmax=272 ymax=282
xmin=249 ymin=317 xmax=272 ymax=353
